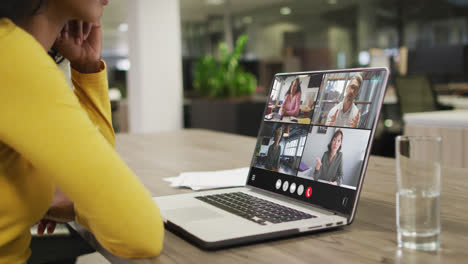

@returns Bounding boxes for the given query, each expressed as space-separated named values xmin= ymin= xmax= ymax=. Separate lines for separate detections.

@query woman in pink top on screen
xmin=279 ymin=78 xmax=302 ymax=117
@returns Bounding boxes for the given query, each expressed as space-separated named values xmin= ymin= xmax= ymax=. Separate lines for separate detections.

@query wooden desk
xmin=76 ymin=129 xmax=468 ymax=264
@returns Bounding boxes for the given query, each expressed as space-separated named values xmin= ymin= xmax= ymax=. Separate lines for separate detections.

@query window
xmin=284 ymin=139 xmax=298 ymax=156
xmin=270 ymin=78 xmax=282 ymax=101
xmin=297 ymin=136 xmax=307 ymax=156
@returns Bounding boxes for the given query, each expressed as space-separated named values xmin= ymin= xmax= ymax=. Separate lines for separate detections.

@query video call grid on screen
xmin=253 ymin=69 xmax=386 ymax=191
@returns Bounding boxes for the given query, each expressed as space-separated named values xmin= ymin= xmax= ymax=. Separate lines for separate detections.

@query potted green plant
xmin=189 ymin=35 xmax=264 ymax=136
xmin=193 ymin=35 xmax=257 ymax=98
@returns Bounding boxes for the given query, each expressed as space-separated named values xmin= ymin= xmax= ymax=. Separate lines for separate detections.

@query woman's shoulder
xmin=0 ymin=18 xmax=15 ymax=32
xmin=0 ymin=19 xmax=56 ymax=72
xmin=0 ymin=20 xmax=67 ymax=99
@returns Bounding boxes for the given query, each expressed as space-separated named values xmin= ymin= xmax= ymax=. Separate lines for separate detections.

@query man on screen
xmin=326 ymin=74 xmax=362 ymax=128
xmin=264 ymin=127 xmax=283 ymax=172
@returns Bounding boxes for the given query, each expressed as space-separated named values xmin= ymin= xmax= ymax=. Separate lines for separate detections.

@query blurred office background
xmin=100 ymin=0 xmax=468 ymax=158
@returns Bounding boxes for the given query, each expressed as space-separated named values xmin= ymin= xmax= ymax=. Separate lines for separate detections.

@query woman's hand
xmin=54 ymin=20 xmax=102 ymax=73
xmin=279 ymin=107 xmax=285 ymax=116
xmin=315 ymin=157 xmax=322 ymax=171
xmin=37 ymin=219 xmax=57 ymax=235
xmin=45 ymin=188 xmax=75 ymax=222
xmin=37 ymin=188 xmax=75 ymax=235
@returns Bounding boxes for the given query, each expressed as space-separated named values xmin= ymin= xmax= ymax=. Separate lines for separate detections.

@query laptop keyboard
xmin=195 ymin=192 xmax=315 ymax=225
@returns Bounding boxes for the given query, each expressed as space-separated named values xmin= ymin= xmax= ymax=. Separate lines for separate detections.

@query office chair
xmin=394 ymin=75 xmax=452 ymax=115
xmin=29 ymin=224 xmax=95 ymax=264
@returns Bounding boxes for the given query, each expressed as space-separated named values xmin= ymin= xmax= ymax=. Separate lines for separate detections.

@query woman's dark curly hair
xmin=0 ymin=0 xmax=43 ymax=24
xmin=0 ymin=0 xmax=64 ymax=63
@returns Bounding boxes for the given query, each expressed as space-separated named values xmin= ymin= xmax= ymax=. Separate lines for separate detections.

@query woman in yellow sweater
xmin=0 ymin=0 xmax=164 ymax=263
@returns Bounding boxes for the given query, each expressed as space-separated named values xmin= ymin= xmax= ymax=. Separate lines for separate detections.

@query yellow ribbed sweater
xmin=0 ymin=18 xmax=163 ymax=264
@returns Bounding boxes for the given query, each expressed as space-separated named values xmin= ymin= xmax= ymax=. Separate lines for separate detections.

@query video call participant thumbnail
xmin=264 ymin=126 xmax=283 ymax=172
xmin=314 ymin=129 xmax=343 ymax=185
xmin=326 ymin=74 xmax=362 ymax=128
xmin=279 ymin=78 xmax=302 ymax=118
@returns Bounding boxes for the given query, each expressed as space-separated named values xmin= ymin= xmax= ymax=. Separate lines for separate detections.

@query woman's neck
xmin=329 ymin=150 xmax=336 ymax=164
xmin=17 ymin=6 xmax=67 ymax=51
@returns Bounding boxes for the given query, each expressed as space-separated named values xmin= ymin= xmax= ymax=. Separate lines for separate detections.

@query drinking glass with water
xmin=396 ymin=136 xmax=441 ymax=251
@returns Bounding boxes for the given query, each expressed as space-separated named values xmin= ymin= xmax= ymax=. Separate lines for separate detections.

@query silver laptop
xmin=154 ymin=68 xmax=389 ymax=249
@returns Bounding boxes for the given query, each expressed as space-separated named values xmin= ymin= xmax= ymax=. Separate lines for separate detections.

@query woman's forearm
xmin=45 ymin=188 xmax=75 ymax=222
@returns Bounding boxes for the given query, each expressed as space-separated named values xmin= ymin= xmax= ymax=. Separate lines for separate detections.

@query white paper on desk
xmin=163 ymin=167 xmax=249 ymax=191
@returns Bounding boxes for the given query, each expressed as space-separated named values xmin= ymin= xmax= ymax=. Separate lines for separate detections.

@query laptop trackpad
xmin=164 ymin=206 xmax=224 ymax=222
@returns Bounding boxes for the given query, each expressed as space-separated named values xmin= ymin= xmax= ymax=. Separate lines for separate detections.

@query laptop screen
xmin=247 ymin=68 xmax=389 ymax=216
